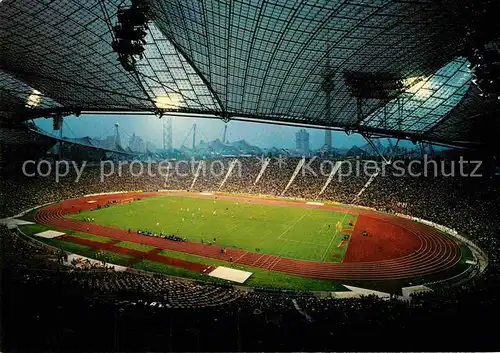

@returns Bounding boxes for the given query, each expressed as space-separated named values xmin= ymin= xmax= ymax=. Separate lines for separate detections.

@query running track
xmin=33 ymin=192 xmax=462 ymax=281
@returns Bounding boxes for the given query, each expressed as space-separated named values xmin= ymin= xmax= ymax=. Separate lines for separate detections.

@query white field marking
xmin=276 ymin=230 xmax=325 ymax=258
xmin=252 ymin=254 xmax=265 ymax=266
xmin=195 ymin=205 xmax=266 ymax=243
xmin=227 ymin=222 xmax=240 ymax=231
xmin=260 ymin=255 xmax=276 ymax=268
xmin=318 ymin=222 xmax=327 ymax=232
xmin=314 ymin=222 xmax=329 ymax=238
xmin=276 ymin=237 xmax=325 ymax=260
xmin=217 ymin=207 xmax=276 ymax=246
xmin=225 ymin=208 xmax=268 ymax=237
xmin=267 ymin=256 xmax=281 ymax=270
xmin=277 ymin=213 xmax=307 ymax=240
xmin=280 ymin=222 xmax=329 ymax=249
xmin=234 ymin=251 xmax=249 ymax=262
xmin=321 ymin=213 xmax=349 ymax=261
xmin=212 ymin=208 xmax=269 ymax=245
xmin=226 ymin=222 xmax=241 ymax=233
xmin=279 ymin=238 xmax=325 ymax=246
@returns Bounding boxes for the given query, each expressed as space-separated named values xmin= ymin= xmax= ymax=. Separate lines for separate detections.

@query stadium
xmin=1 ymin=0 xmax=499 ymax=352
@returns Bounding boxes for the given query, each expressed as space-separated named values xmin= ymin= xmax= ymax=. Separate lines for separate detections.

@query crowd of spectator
xmin=1 ymin=156 xmax=500 ymax=351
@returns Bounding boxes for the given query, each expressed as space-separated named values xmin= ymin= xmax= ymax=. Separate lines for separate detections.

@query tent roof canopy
xmin=1 ymin=0 xmax=499 ymax=147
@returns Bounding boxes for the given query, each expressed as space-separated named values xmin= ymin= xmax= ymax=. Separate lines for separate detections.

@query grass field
xmin=68 ymin=195 xmax=357 ymax=262
xmin=116 ymin=241 xmax=155 ymax=252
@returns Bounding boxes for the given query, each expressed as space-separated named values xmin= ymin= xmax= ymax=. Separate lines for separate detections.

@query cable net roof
xmin=0 ymin=0 xmax=499 ymax=146
xmin=360 ymin=57 xmax=472 ymax=133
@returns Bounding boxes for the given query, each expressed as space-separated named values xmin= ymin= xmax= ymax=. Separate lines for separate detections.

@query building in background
xmin=295 ymin=129 xmax=310 ymax=154
xmin=146 ymin=141 xmax=156 ymax=152
xmin=129 ymin=133 xmax=146 ymax=153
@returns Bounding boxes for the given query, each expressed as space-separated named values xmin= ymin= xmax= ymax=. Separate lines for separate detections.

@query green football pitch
xmin=69 ymin=196 xmax=357 ymax=262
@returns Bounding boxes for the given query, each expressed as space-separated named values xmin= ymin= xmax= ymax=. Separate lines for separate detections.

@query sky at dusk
xmin=35 ymin=113 xmax=370 ymax=150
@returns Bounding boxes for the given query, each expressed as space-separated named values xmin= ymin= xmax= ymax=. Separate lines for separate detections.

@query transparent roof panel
xmin=360 ymin=57 xmax=472 ymax=133
xmin=0 ymin=0 xmax=154 ymax=110
xmin=152 ymin=0 xmax=475 ymax=137
xmin=0 ymin=0 xmax=220 ymax=113
xmin=0 ymin=70 xmax=62 ymax=111
xmin=136 ymin=23 xmax=220 ymax=112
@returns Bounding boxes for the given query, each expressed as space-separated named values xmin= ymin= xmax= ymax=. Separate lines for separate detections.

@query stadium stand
xmin=1 ymin=157 xmax=499 ymax=351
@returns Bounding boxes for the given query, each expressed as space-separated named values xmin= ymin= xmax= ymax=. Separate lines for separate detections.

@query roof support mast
xmin=420 ymin=142 xmax=435 ymax=160
xmin=360 ymin=133 xmax=401 ymax=165
xmin=222 ymin=124 xmax=228 ymax=144
xmin=180 ymin=124 xmax=193 ymax=148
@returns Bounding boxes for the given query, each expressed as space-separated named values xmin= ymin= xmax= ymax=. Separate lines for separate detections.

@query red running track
xmin=33 ymin=192 xmax=462 ymax=281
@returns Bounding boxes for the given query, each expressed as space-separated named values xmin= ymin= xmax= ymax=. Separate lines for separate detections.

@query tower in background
xmin=222 ymin=124 xmax=228 ymax=143
xmin=114 ymin=122 xmax=121 ymax=150
xmin=163 ymin=116 xmax=172 ymax=151
xmin=192 ymin=124 xmax=196 ymax=149
xmin=324 ymin=130 xmax=332 ymax=151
